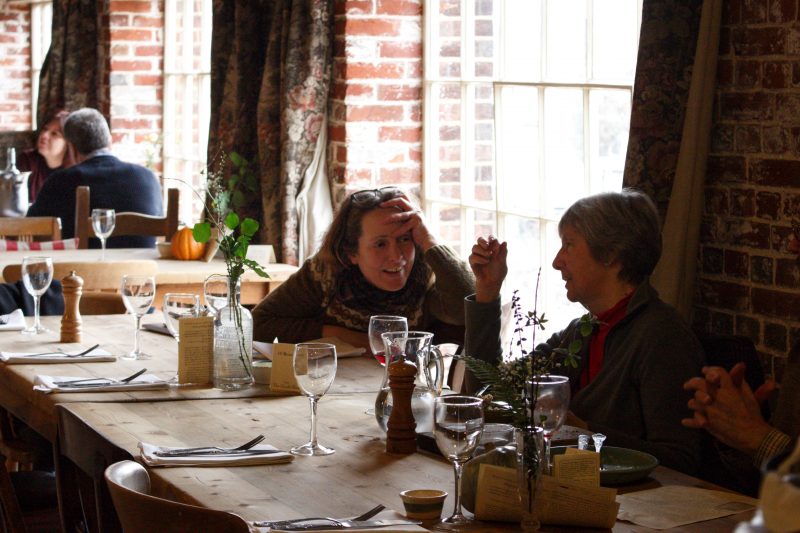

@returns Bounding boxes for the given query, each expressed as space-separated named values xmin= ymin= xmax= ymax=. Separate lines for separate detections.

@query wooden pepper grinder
xmin=386 ymin=354 xmax=418 ymax=454
xmin=60 ymin=271 xmax=83 ymax=343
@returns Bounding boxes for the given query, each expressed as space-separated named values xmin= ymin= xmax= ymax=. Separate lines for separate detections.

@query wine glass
xmin=121 ymin=275 xmax=156 ymax=360
xmin=530 ymin=375 xmax=571 ymax=474
xmin=291 ymin=342 xmax=337 ymax=456
xmin=91 ymin=208 xmax=116 ymax=260
xmin=21 ymin=256 xmax=53 ymax=335
xmin=433 ymin=395 xmax=484 ymax=529
xmin=162 ymin=293 xmax=200 ymax=342
xmin=203 ymin=274 xmax=229 ymax=319
xmin=368 ymin=315 xmax=407 ymax=366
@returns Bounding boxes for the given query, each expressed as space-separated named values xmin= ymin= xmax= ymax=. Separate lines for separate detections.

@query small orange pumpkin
xmin=170 ymin=227 xmax=206 ymax=260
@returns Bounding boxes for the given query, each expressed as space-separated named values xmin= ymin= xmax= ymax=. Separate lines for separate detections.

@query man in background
xmin=27 ymin=108 xmax=163 ymax=248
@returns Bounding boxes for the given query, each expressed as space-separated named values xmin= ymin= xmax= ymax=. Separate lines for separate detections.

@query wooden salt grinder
xmin=386 ymin=357 xmax=418 ymax=454
xmin=60 ymin=271 xmax=83 ymax=343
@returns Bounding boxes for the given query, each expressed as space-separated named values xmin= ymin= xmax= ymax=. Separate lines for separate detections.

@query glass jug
xmin=374 ymin=330 xmax=444 ymax=433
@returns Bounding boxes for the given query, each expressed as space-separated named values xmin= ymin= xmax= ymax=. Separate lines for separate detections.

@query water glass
xmin=121 ymin=275 xmax=156 ymax=360
xmin=91 ymin=208 xmax=116 ymax=260
xmin=21 ymin=256 xmax=53 ymax=335
xmin=162 ymin=293 xmax=200 ymax=342
xmin=291 ymin=343 xmax=337 ymax=456
xmin=203 ymin=274 xmax=229 ymax=318
xmin=368 ymin=315 xmax=407 ymax=366
xmin=433 ymin=395 xmax=484 ymax=529
xmin=530 ymin=375 xmax=571 ymax=473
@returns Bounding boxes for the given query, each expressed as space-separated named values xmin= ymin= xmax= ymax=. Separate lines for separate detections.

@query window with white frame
xmin=30 ymin=0 xmax=53 ymax=128
xmin=162 ymin=0 xmax=212 ymax=224
xmin=424 ymin=0 xmax=642 ymax=330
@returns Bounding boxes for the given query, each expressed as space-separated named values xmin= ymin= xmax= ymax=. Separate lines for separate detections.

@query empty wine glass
xmin=91 ymin=208 xmax=116 ymax=260
xmin=291 ymin=343 xmax=337 ymax=456
xmin=530 ymin=375 xmax=571 ymax=474
xmin=21 ymin=256 xmax=53 ymax=335
xmin=121 ymin=275 xmax=156 ymax=360
xmin=203 ymin=274 xmax=230 ymax=319
xmin=368 ymin=315 xmax=407 ymax=366
xmin=162 ymin=293 xmax=200 ymax=342
xmin=433 ymin=395 xmax=484 ymax=529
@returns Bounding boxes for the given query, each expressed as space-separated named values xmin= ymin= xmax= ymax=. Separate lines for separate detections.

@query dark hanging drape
xmin=209 ymin=0 xmax=334 ymax=265
xmin=37 ymin=0 xmax=109 ymax=129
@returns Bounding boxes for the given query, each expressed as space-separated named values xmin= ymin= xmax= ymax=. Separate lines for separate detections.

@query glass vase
xmin=516 ymin=426 xmax=544 ymax=532
xmin=213 ymin=277 xmax=254 ymax=391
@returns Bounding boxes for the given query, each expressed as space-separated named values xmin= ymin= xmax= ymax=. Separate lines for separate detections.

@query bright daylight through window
xmin=424 ymin=0 xmax=642 ymax=330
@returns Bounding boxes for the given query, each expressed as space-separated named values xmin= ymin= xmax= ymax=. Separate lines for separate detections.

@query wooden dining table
xmin=0 ymin=247 xmax=297 ymax=306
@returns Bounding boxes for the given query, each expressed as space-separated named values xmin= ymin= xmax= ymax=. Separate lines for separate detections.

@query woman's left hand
xmin=381 ymin=195 xmax=438 ymax=252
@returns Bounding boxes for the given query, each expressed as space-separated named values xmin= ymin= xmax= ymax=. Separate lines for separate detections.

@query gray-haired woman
xmin=465 ymin=189 xmax=705 ymax=475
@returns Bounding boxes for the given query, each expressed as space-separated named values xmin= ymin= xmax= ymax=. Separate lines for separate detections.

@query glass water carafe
xmin=374 ymin=330 xmax=444 ymax=433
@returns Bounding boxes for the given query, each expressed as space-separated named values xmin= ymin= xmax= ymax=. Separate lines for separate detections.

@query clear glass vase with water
xmin=213 ymin=277 xmax=254 ymax=391
xmin=374 ymin=331 xmax=444 ymax=434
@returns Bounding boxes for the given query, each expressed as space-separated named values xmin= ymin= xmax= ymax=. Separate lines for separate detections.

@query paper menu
xmin=553 ymin=448 xmax=601 ymax=487
xmin=178 ymin=316 xmax=214 ymax=385
xmin=535 ymin=475 xmax=619 ymax=529
xmin=268 ymin=342 xmax=301 ymax=394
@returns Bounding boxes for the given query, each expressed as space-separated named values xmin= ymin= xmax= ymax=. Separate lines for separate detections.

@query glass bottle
xmin=1 ymin=147 xmax=29 ymax=217
xmin=213 ymin=276 xmax=254 ymax=390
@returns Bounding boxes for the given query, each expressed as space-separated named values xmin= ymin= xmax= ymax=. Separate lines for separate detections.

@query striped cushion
xmin=0 ymin=238 xmax=79 ymax=251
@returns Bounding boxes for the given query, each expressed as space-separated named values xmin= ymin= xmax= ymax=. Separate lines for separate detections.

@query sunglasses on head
xmin=350 ymin=186 xmax=402 ymax=206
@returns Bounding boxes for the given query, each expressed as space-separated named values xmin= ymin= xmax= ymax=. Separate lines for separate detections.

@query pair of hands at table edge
xmin=469 ymin=236 xmax=590 ymax=431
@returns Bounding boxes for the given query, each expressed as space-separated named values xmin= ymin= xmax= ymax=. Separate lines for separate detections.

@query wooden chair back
xmin=0 ymin=453 xmax=26 ymax=533
xmin=0 ymin=217 xmax=61 ymax=242
xmin=75 ymin=186 xmax=180 ymax=249
xmin=104 ymin=461 xmax=250 ymax=533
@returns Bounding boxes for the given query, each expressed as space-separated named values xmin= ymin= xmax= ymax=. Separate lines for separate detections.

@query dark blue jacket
xmin=0 ymin=280 xmax=64 ymax=316
xmin=27 ymin=154 xmax=163 ymax=248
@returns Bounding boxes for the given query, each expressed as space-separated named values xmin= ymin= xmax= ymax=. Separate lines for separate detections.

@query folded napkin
xmin=0 ymin=309 xmax=25 ymax=331
xmin=139 ymin=442 xmax=294 ymax=467
xmin=1 ymin=347 xmax=116 ymax=364
xmin=258 ymin=510 xmax=427 ymax=532
xmin=33 ymin=373 xmax=168 ymax=393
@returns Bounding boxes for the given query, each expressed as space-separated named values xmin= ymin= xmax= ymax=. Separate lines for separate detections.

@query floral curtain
xmin=209 ymin=0 xmax=334 ymax=265
xmin=37 ymin=0 xmax=109 ymax=129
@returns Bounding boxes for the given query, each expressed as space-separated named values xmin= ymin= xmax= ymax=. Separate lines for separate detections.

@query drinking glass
xmin=291 ymin=343 xmax=337 ymax=456
xmin=91 ymin=208 xmax=116 ymax=260
xmin=121 ymin=275 xmax=156 ymax=360
xmin=203 ymin=274 xmax=229 ymax=318
xmin=433 ymin=395 xmax=484 ymax=529
xmin=368 ymin=315 xmax=407 ymax=366
xmin=530 ymin=375 xmax=571 ymax=473
xmin=162 ymin=293 xmax=200 ymax=342
xmin=21 ymin=256 xmax=53 ymax=335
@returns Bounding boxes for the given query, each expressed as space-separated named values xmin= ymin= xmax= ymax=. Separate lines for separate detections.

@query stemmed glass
xmin=203 ymin=274 xmax=229 ymax=320
xmin=368 ymin=315 xmax=407 ymax=366
xmin=91 ymin=208 xmax=116 ymax=260
xmin=21 ymin=256 xmax=53 ymax=335
xmin=530 ymin=375 xmax=571 ymax=474
xmin=121 ymin=275 xmax=156 ymax=360
xmin=291 ymin=343 xmax=337 ymax=456
xmin=433 ymin=395 xmax=484 ymax=529
xmin=162 ymin=293 xmax=201 ymax=342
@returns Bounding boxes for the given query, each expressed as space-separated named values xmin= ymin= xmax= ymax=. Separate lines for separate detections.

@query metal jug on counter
xmin=0 ymin=147 xmax=30 ymax=217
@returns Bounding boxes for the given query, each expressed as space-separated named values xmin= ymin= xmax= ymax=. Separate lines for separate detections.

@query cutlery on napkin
xmin=33 ymin=373 xmax=168 ymax=393
xmin=138 ymin=441 xmax=294 ymax=467
xmin=256 ymin=511 xmax=426 ymax=532
xmin=1 ymin=345 xmax=115 ymax=364
xmin=0 ymin=309 xmax=26 ymax=331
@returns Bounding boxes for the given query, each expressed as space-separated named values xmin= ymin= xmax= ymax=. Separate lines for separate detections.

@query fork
xmin=54 ymin=368 xmax=147 ymax=387
xmin=19 ymin=344 xmax=101 ymax=358
xmin=154 ymin=434 xmax=266 ymax=457
xmin=253 ymin=504 xmax=386 ymax=529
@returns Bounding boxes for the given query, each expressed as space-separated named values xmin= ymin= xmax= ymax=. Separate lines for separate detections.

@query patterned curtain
xmin=209 ymin=0 xmax=334 ymax=265
xmin=622 ymin=0 xmax=704 ymax=217
xmin=37 ymin=0 xmax=109 ymax=129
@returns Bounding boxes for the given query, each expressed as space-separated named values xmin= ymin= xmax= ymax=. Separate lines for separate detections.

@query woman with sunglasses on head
xmin=252 ymin=187 xmax=475 ymax=351
xmin=18 ymin=109 xmax=77 ymax=202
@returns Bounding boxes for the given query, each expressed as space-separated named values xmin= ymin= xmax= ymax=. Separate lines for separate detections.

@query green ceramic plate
xmin=551 ymin=446 xmax=659 ymax=485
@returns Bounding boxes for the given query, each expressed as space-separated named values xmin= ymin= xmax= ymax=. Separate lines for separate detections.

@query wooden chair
xmin=74 ymin=186 xmax=180 ymax=249
xmin=104 ymin=461 xmax=250 ymax=533
xmin=2 ymin=260 xmax=158 ymax=315
xmin=0 ymin=453 xmax=59 ymax=533
xmin=0 ymin=217 xmax=61 ymax=242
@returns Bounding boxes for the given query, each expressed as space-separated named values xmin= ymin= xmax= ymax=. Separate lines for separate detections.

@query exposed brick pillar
xmin=0 ymin=5 xmax=32 ymax=131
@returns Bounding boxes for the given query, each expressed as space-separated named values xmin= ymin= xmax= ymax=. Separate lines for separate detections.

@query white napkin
xmin=1 ymin=347 xmax=116 ymax=364
xmin=33 ymin=373 xmax=168 ymax=393
xmin=0 ymin=309 xmax=26 ymax=331
xmin=258 ymin=510 xmax=427 ymax=533
xmin=139 ymin=442 xmax=294 ymax=467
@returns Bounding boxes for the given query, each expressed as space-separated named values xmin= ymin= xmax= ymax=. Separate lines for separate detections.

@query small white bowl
xmin=400 ymin=489 xmax=447 ymax=520
xmin=156 ymin=241 xmax=172 ymax=259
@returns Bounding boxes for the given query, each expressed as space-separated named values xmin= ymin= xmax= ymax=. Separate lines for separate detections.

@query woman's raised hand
xmin=469 ymin=236 xmax=507 ymax=303
xmin=381 ymin=194 xmax=438 ymax=251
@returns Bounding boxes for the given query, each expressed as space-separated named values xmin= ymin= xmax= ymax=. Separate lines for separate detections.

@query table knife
xmin=269 ymin=519 xmax=422 ymax=530
xmin=154 ymin=448 xmax=284 ymax=458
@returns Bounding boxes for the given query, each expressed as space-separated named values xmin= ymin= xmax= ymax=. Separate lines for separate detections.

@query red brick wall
xmin=0 ymin=5 xmax=32 ymax=131
xmin=695 ymin=0 xmax=800 ymax=377
xmin=329 ymin=0 xmax=423 ymax=204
